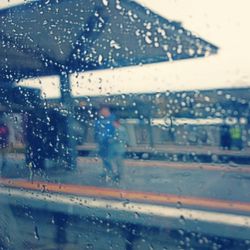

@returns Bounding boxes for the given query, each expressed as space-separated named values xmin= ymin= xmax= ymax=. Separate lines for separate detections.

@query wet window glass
xmin=1 ymin=0 xmax=250 ymax=249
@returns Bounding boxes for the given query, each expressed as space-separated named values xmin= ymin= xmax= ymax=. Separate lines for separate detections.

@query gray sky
xmin=2 ymin=0 xmax=250 ymax=98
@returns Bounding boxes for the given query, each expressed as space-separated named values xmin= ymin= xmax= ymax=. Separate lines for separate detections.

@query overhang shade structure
xmin=0 ymin=0 xmax=218 ymax=170
xmin=0 ymin=0 xmax=218 ymax=83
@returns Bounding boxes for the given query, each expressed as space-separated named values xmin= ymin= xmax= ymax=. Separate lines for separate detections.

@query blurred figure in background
xmin=220 ymin=122 xmax=231 ymax=150
xmin=0 ymin=117 xmax=9 ymax=173
xmin=95 ymin=106 xmax=116 ymax=182
xmin=112 ymin=119 xmax=128 ymax=182
xmin=25 ymin=112 xmax=46 ymax=176
xmin=230 ymin=124 xmax=242 ymax=150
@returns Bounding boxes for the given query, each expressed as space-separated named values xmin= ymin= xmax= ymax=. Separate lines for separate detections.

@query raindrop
xmin=5 ymin=235 xmax=11 ymax=244
xmin=110 ymin=40 xmax=121 ymax=49
xmin=34 ymin=226 xmax=40 ymax=240
xmin=145 ymin=22 xmax=152 ymax=30
xmin=149 ymin=244 xmax=154 ymax=250
xmin=188 ymin=48 xmax=195 ymax=56
xmin=135 ymin=29 xmax=140 ymax=36
xmin=134 ymin=212 xmax=140 ymax=219
xmin=102 ymin=0 xmax=109 ymax=6
xmin=179 ymin=215 xmax=186 ymax=225
xmin=176 ymin=201 xmax=182 ymax=209
xmin=98 ymin=54 xmax=103 ymax=64
xmin=145 ymin=34 xmax=152 ymax=44
xmin=106 ymin=213 xmax=111 ymax=219
xmin=154 ymin=42 xmax=160 ymax=48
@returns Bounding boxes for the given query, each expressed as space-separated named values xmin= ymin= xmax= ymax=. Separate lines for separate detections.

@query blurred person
xmin=220 ymin=123 xmax=231 ymax=150
xmin=112 ymin=119 xmax=128 ymax=182
xmin=230 ymin=124 xmax=242 ymax=150
xmin=95 ymin=106 xmax=116 ymax=181
xmin=0 ymin=118 xmax=9 ymax=173
xmin=25 ymin=112 xmax=46 ymax=174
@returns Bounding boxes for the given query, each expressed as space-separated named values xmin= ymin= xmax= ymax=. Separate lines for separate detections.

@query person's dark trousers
xmin=99 ymin=144 xmax=113 ymax=178
xmin=102 ymin=157 xmax=114 ymax=177
xmin=113 ymin=154 xmax=125 ymax=181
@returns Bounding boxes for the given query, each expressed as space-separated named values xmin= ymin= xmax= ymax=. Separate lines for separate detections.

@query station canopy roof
xmin=0 ymin=0 xmax=218 ymax=84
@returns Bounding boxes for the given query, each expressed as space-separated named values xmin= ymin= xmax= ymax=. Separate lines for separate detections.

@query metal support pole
xmin=147 ymin=103 xmax=154 ymax=148
xmin=59 ymin=73 xmax=77 ymax=170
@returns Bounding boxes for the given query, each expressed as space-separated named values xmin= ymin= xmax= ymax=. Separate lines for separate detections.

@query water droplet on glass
xmin=110 ymin=40 xmax=121 ymax=49
xmin=102 ymin=0 xmax=109 ymax=6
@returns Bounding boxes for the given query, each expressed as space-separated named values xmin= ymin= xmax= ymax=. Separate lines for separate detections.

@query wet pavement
xmin=1 ymin=154 xmax=250 ymax=204
xmin=1 ymin=154 xmax=250 ymax=250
